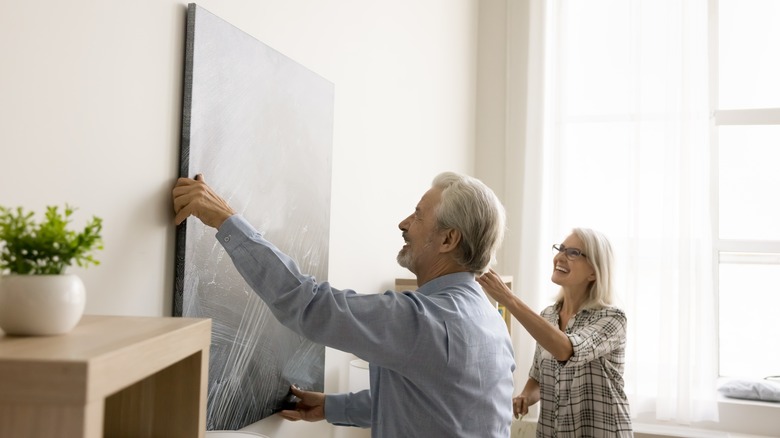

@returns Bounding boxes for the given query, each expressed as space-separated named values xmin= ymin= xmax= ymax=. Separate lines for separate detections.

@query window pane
xmin=718 ymin=125 xmax=780 ymax=240
xmin=559 ymin=0 xmax=633 ymax=117
xmin=557 ymin=122 xmax=633 ymax=234
xmin=719 ymin=0 xmax=780 ymax=109
xmin=719 ymin=258 xmax=780 ymax=377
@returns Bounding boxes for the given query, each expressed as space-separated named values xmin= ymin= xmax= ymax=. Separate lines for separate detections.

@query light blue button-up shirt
xmin=217 ymin=215 xmax=515 ymax=437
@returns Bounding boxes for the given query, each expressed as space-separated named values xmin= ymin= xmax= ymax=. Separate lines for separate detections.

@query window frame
xmin=710 ymin=0 xmax=780 ymax=379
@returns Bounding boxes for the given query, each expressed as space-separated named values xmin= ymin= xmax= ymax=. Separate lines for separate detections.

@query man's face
xmin=396 ymin=187 xmax=443 ymax=275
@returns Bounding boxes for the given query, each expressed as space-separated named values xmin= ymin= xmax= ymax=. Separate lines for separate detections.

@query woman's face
xmin=551 ymin=233 xmax=596 ymax=290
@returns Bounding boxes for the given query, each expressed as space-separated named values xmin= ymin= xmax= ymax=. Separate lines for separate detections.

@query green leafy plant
xmin=0 ymin=205 xmax=103 ymax=275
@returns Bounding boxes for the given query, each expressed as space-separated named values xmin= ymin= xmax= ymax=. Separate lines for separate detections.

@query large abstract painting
xmin=174 ymin=3 xmax=333 ymax=430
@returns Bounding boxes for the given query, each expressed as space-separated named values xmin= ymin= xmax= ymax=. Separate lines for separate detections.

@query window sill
xmin=632 ymin=396 xmax=780 ymax=437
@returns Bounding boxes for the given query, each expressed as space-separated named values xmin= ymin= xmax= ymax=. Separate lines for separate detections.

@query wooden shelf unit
xmin=0 ymin=315 xmax=211 ymax=438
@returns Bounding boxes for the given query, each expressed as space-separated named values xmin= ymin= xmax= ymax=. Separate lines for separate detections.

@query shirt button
xmin=224 ymin=236 xmax=231 ymax=242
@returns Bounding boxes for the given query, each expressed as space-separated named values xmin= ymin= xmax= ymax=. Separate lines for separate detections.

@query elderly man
xmin=172 ymin=171 xmax=515 ymax=437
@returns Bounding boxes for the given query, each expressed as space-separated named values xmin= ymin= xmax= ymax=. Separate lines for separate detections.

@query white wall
xmin=0 ymin=1 xmax=516 ymax=436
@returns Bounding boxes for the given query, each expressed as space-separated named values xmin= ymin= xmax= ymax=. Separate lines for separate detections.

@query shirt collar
xmin=416 ymin=272 xmax=476 ymax=296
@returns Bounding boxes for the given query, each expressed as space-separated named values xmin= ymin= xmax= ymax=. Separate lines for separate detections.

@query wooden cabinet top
xmin=0 ymin=315 xmax=211 ymax=404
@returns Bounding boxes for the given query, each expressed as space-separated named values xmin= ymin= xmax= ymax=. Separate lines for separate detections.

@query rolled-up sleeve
xmin=566 ymin=308 xmax=626 ymax=365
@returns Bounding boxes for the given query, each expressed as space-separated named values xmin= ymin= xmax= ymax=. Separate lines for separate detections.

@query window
xmin=535 ymin=0 xmax=780 ymax=424
xmin=714 ymin=0 xmax=780 ymax=379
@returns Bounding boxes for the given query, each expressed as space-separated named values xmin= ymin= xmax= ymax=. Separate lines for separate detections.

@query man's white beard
xmin=397 ymin=249 xmax=412 ymax=270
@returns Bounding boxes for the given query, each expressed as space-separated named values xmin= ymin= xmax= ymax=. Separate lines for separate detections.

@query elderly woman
xmin=478 ymin=228 xmax=632 ymax=437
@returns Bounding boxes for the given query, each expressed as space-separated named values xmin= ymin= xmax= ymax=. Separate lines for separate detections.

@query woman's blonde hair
xmin=555 ymin=227 xmax=615 ymax=310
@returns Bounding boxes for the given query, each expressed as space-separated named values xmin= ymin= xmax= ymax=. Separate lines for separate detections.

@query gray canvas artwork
xmin=174 ymin=3 xmax=333 ymax=430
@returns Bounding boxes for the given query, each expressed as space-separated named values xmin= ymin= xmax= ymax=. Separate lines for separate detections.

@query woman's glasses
xmin=552 ymin=244 xmax=586 ymax=260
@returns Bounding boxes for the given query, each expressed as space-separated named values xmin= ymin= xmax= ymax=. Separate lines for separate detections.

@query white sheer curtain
xmin=513 ymin=0 xmax=719 ymax=424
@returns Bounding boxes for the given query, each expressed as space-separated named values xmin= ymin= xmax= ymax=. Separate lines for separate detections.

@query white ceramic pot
xmin=0 ymin=274 xmax=86 ymax=336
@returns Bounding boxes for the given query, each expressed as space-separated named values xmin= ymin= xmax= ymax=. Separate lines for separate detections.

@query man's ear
xmin=439 ymin=228 xmax=462 ymax=253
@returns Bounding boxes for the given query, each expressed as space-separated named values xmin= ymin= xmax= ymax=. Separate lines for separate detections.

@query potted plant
xmin=0 ymin=204 xmax=103 ymax=335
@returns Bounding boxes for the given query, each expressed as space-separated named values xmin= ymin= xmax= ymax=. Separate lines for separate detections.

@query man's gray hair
xmin=432 ymin=172 xmax=506 ymax=274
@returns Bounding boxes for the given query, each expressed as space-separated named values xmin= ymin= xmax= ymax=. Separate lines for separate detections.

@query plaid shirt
xmin=530 ymin=304 xmax=633 ymax=437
